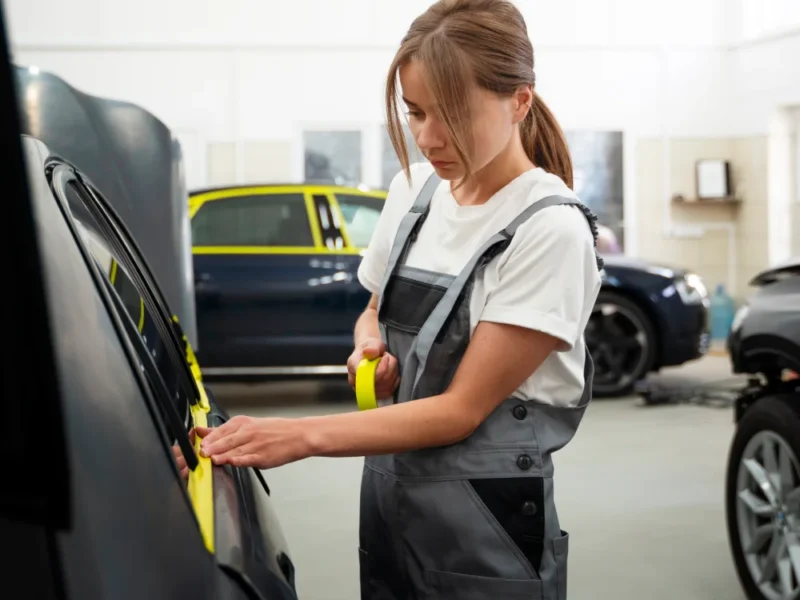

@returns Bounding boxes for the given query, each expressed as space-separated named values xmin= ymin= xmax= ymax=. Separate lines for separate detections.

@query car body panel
xmin=600 ymin=258 xmax=710 ymax=368
xmin=13 ymin=64 xmax=198 ymax=349
xmin=728 ymin=261 xmax=800 ymax=377
xmin=7 ymin=128 xmax=298 ymax=598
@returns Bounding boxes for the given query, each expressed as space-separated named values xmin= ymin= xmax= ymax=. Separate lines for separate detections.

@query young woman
xmin=195 ymin=0 xmax=603 ymax=597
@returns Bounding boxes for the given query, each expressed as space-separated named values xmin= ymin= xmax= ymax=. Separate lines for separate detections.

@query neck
xmin=451 ymin=135 xmax=535 ymax=206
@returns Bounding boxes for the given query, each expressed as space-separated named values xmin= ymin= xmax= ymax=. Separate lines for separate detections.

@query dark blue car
xmin=190 ymin=184 xmax=710 ymax=397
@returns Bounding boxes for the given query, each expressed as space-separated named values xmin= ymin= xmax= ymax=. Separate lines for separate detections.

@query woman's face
xmin=399 ymin=60 xmax=529 ymax=181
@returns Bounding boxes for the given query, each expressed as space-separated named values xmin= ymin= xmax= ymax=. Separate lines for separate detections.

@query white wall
xmin=6 ymin=0 xmax=733 ymax=158
xmin=726 ymin=0 xmax=800 ymax=136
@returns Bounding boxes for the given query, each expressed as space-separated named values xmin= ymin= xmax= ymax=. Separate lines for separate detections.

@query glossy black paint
xmin=13 ymin=64 xmax=198 ymax=349
xmin=727 ymin=259 xmax=800 ymax=379
xmin=601 ymin=255 xmax=709 ymax=370
xmin=194 ymin=252 xmax=363 ymax=369
xmin=5 ymin=136 xmax=299 ymax=599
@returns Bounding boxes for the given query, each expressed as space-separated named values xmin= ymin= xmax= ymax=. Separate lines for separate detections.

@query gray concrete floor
xmin=211 ymin=356 xmax=749 ymax=600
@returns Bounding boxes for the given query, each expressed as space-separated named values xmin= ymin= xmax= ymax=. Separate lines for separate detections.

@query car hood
xmin=601 ymin=254 xmax=688 ymax=279
xmin=749 ymin=257 xmax=800 ymax=286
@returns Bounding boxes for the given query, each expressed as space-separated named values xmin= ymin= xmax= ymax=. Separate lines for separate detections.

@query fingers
xmin=360 ymin=338 xmax=386 ymax=360
xmin=199 ymin=416 xmax=249 ymax=458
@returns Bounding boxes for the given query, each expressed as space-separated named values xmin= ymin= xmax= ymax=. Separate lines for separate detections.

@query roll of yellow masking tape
xmin=355 ymin=357 xmax=380 ymax=411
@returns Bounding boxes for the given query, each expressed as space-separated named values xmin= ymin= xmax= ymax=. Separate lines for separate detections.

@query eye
xmin=405 ymin=110 xmax=424 ymax=120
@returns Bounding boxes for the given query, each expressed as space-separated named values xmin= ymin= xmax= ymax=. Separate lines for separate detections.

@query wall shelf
xmin=671 ymin=195 xmax=741 ymax=207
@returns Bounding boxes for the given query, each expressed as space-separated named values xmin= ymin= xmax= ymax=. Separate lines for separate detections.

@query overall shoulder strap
xmin=376 ymin=171 xmax=442 ymax=313
xmin=410 ymin=195 xmax=602 ymax=398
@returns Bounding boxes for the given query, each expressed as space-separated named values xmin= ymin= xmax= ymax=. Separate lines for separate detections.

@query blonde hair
xmin=386 ymin=0 xmax=573 ymax=188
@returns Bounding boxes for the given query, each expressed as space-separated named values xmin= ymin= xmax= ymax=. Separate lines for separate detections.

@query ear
xmin=512 ymin=85 xmax=534 ymax=124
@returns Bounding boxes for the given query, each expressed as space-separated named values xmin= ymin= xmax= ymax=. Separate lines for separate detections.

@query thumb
xmin=361 ymin=338 xmax=386 ymax=360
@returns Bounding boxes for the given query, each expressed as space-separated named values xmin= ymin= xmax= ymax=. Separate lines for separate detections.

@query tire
xmin=725 ymin=394 xmax=800 ymax=600
xmin=587 ymin=290 xmax=657 ymax=397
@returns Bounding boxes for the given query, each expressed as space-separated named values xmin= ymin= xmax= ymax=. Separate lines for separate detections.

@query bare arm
xmin=353 ymin=294 xmax=381 ymax=346
xmin=304 ymin=321 xmax=562 ymax=457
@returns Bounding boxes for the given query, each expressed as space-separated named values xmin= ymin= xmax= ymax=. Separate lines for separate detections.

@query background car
xmin=725 ymin=257 xmax=800 ymax=600
xmin=189 ymin=184 xmax=710 ymax=396
xmin=1 ymin=14 xmax=298 ymax=594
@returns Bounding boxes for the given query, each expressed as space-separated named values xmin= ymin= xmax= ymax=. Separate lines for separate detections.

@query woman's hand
xmin=196 ymin=415 xmax=310 ymax=469
xmin=347 ymin=337 xmax=400 ymax=399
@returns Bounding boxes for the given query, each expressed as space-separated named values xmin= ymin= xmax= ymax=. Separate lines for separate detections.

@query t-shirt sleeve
xmin=479 ymin=205 xmax=601 ymax=352
xmin=357 ymin=165 xmax=421 ymax=295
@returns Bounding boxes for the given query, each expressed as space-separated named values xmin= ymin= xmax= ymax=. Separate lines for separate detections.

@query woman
xmin=194 ymin=0 xmax=603 ymax=597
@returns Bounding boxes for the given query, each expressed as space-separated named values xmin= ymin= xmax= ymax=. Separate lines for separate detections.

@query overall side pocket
xmin=358 ymin=548 xmax=370 ymax=600
xmin=467 ymin=476 xmax=546 ymax=576
xmin=553 ymin=530 xmax=569 ymax=600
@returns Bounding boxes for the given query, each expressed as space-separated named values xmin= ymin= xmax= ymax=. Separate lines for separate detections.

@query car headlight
xmin=731 ymin=304 xmax=750 ymax=333
xmin=675 ymin=273 xmax=708 ymax=305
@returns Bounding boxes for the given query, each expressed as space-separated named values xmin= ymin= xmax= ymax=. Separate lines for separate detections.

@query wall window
xmin=192 ymin=194 xmax=313 ymax=247
xmin=335 ymin=194 xmax=384 ymax=249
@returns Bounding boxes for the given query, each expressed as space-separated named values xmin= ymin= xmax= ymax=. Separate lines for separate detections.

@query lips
xmin=430 ymin=160 xmax=453 ymax=168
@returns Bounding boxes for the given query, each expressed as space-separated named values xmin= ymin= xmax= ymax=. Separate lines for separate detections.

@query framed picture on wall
xmin=696 ymin=159 xmax=732 ymax=199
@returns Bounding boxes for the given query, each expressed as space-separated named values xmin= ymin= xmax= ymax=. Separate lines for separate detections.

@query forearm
xmin=353 ymin=305 xmax=381 ymax=345
xmin=301 ymin=393 xmax=479 ymax=458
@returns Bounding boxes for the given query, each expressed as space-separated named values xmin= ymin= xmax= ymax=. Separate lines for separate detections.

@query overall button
xmin=522 ymin=501 xmax=538 ymax=517
xmin=512 ymin=405 xmax=527 ymax=420
xmin=517 ymin=454 xmax=533 ymax=470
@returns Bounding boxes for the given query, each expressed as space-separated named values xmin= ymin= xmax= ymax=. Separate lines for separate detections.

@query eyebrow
xmin=402 ymin=97 xmax=419 ymax=107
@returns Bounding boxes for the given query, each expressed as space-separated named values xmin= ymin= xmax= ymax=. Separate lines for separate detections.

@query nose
xmin=415 ymin=119 xmax=446 ymax=153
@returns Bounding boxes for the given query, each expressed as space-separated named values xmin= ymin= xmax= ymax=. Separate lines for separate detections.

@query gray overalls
xmin=359 ymin=173 xmax=603 ymax=600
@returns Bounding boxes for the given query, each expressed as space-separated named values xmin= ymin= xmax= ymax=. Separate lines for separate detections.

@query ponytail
xmin=521 ymin=92 xmax=573 ymax=189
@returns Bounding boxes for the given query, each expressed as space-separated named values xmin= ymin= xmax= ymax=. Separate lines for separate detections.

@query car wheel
xmin=586 ymin=290 xmax=656 ymax=397
xmin=726 ymin=395 xmax=800 ymax=600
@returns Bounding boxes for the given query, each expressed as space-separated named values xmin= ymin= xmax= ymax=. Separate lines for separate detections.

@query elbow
xmin=440 ymin=393 xmax=484 ymax=444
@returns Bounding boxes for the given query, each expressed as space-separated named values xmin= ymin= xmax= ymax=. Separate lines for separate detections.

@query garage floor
xmin=212 ymin=355 xmax=749 ymax=600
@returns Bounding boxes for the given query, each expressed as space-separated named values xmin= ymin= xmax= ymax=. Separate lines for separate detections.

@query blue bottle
xmin=710 ymin=283 xmax=736 ymax=342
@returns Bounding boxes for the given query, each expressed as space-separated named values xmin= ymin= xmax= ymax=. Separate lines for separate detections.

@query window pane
xmin=191 ymin=194 xmax=313 ymax=247
xmin=335 ymin=194 xmax=384 ymax=248
xmin=64 ymin=182 xmax=190 ymax=429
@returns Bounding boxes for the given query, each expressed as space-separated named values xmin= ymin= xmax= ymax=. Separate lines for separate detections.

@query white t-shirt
xmin=358 ymin=162 xmax=602 ymax=408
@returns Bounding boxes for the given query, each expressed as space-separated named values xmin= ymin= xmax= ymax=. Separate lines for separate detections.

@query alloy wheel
xmin=736 ymin=430 xmax=800 ymax=600
xmin=586 ymin=301 xmax=651 ymax=396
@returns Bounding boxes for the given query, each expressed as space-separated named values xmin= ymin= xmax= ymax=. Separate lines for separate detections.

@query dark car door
xmin=191 ymin=188 xmax=351 ymax=375
xmin=58 ymin=167 xmax=298 ymax=599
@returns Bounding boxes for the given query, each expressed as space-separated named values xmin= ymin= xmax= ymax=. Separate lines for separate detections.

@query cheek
xmin=471 ymin=118 xmax=510 ymax=162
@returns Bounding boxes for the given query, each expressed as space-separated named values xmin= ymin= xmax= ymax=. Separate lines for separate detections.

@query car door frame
xmin=79 ymin=173 xmax=298 ymax=598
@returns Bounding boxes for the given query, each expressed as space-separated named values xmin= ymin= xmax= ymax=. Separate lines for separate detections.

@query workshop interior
xmin=1 ymin=1 xmax=800 ymax=599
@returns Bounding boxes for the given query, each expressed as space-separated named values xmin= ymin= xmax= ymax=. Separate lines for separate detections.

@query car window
xmin=191 ymin=193 xmax=313 ymax=247
xmin=312 ymin=193 xmax=345 ymax=250
xmin=62 ymin=180 xmax=191 ymax=432
xmin=335 ymin=194 xmax=383 ymax=248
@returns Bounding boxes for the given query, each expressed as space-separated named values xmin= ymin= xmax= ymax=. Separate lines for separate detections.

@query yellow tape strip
xmin=187 ymin=386 xmax=214 ymax=553
xmin=355 ymin=357 xmax=380 ymax=411
xmin=171 ymin=314 xmax=214 ymax=553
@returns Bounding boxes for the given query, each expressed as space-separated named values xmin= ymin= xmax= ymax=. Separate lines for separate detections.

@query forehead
xmin=398 ymin=60 xmax=432 ymax=105
xmin=398 ymin=59 xmax=501 ymax=111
